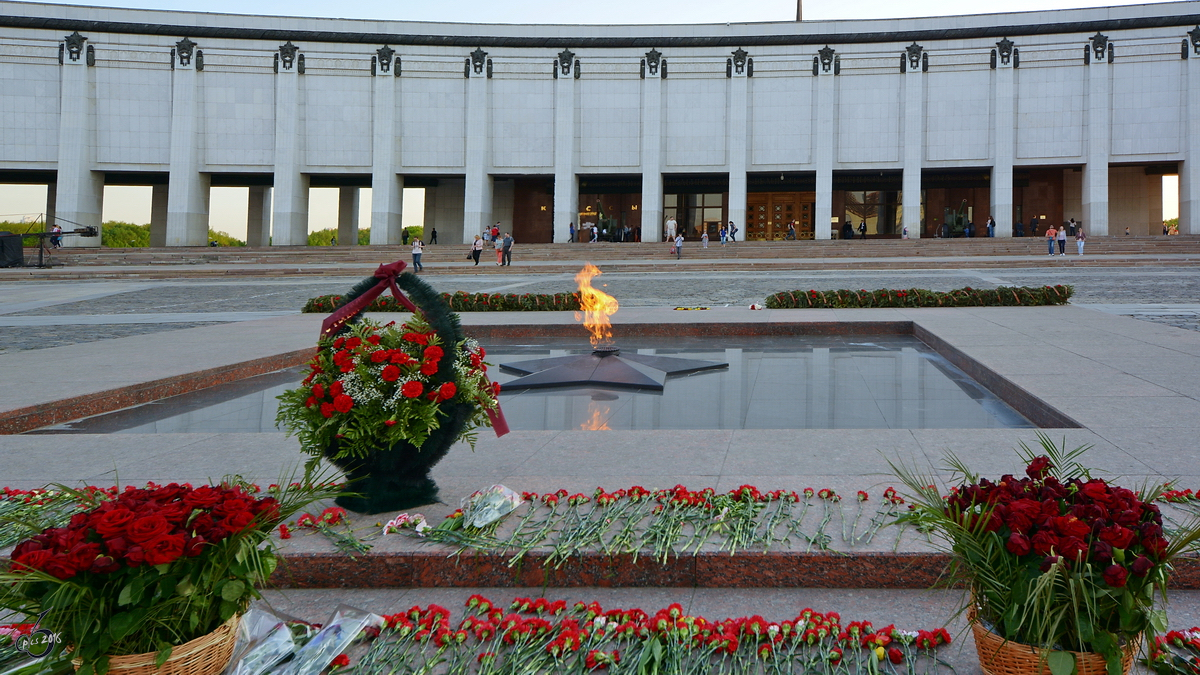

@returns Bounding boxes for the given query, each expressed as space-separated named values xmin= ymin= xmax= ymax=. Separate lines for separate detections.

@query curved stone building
xmin=0 ymin=1 xmax=1197 ymax=246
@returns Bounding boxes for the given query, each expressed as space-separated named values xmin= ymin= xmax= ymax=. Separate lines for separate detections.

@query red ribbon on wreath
xmin=320 ymin=260 xmax=509 ymax=437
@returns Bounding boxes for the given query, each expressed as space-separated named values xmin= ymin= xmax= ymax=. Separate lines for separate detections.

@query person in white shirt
xmin=666 ymin=216 xmax=677 ymax=242
xmin=411 ymin=239 xmax=424 ymax=271
xmin=674 ymin=233 xmax=684 ymax=259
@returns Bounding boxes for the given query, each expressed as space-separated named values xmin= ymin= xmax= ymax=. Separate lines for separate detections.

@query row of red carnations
xmin=344 ymin=595 xmax=951 ymax=671
xmin=508 ymin=485 xmax=906 ymax=509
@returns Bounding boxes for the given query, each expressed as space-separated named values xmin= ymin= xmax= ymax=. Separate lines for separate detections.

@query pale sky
xmin=0 ymin=0 xmax=1184 ymax=236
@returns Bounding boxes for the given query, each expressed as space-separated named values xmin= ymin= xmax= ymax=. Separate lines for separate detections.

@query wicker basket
xmin=970 ymin=608 xmax=1140 ymax=675
xmin=72 ymin=614 xmax=240 ymax=675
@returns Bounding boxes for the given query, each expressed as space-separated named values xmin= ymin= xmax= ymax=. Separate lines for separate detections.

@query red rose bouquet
xmin=0 ymin=476 xmax=337 ymax=675
xmin=894 ymin=434 xmax=1200 ymax=675
xmin=276 ymin=314 xmax=500 ymax=461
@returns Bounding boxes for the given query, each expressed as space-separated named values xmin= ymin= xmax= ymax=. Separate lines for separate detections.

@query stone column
xmin=271 ymin=42 xmax=309 ymax=246
xmin=463 ymin=49 xmax=492 ymax=243
xmin=991 ymin=40 xmax=1017 ymax=237
xmin=813 ymin=51 xmax=836 ymax=240
xmin=245 ymin=186 xmax=271 ymax=246
xmin=640 ymin=50 xmax=665 ymax=241
xmin=44 ymin=183 xmax=56 ymax=233
xmin=901 ymin=46 xmax=924 ymax=239
xmin=149 ymin=183 xmax=168 ymax=246
xmin=371 ymin=46 xmax=403 ymax=245
xmin=166 ymin=38 xmax=209 ymax=246
xmin=55 ymin=31 xmax=103 ymax=247
xmin=422 ymin=186 xmax=437 ymax=238
xmin=1081 ymin=34 xmax=1111 ymax=235
xmin=552 ymin=50 xmax=578 ymax=244
xmin=337 ymin=186 xmax=359 ymax=246
xmin=1182 ymin=34 xmax=1200 ymax=235
xmin=727 ymin=50 xmax=750 ymax=235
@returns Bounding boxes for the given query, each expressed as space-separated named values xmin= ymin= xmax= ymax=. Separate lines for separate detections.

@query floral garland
xmin=276 ymin=314 xmax=501 ymax=460
xmin=346 ymin=594 xmax=953 ymax=674
xmin=302 ymin=291 xmax=582 ymax=314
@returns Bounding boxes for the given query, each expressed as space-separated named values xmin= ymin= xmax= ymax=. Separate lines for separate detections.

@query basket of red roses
xmin=0 ymin=476 xmax=336 ymax=675
xmin=893 ymin=433 xmax=1200 ymax=675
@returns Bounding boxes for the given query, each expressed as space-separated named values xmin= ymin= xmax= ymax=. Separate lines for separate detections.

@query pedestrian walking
xmin=1056 ymin=224 xmax=1067 ymax=255
xmin=494 ymin=236 xmax=504 ymax=265
xmin=719 ymin=225 xmax=727 ymax=246
xmin=728 ymin=221 xmax=738 ymax=243
xmin=491 ymin=223 xmax=501 ymax=241
xmin=666 ymin=216 xmax=677 ymax=242
xmin=1067 ymin=218 xmax=1077 ymax=237
xmin=568 ymin=222 xmax=575 ymax=242
xmin=1125 ymin=226 xmax=1130 ymax=236
xmin=701 ymin=230 xmax=709 ymax=248
xmin=786 ymin=221 xmax=796 ymax=240
xmin=590 ymin=226 xmax=598 ymax=243
xmin=501 ymin=233 xmax=513 ymax=266
xmin=402 ymin=229 xmax=410 ymax=246
xmin=470 ymin=235 xmax=483 ymax=265
xmin=857 ymin=221 xmax=866 ymax=240
xmin=1045 ymin=224 xmax=1058 ymax=256
xmin=674 ymin=233 xmax=683 ymax=259
xmin=986 ymin=216 xmax=996 ymax=238
xmin=411 ymin=238 xmax=424 ymax=272
xmin=50 ymin=224 xmax=62 ymax=248
xmin=430 ymin=228 xmax=438 ymax=244
xmin=1014 ymin=219 xmax=1024 ymax=237
xmin=1075 ymin=226 xmax=1086 ymax=256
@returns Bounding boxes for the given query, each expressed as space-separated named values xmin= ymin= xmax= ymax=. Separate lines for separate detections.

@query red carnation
xmin=142 ymin=534 xmax=185 ymax=566
xmin=333 ymin=394 xmax=355 ymax=414
xmin=420 ymin=362 xmax=438 ymax=376
xmin=1006 ymin=533 xmax=1032 ymax=556
xmin=330 ymin=654 xmax=350 ymax=668
xmin=330 ymin=380 xmax=344 ymax=396
xmin=401 ymin=381 xmax=424 ymax=398
xmin=382 ymin=365 xmax=401 ymax=382
xmin=404 ymin=332 xmax=428 ymax=345
xmin=345 ymin=337 xmax=362 ymax=349
xmin=370 ymin=350 xmax=388 ymax=363
xmin=888 ymin=647 xmax=904 ymax=664
xmin=1026 ymin=456 xmax=1053 ymax=480
xmin=312 ymin=383 xmax=325 ymax=399
xmin=423 ymin=345 xmax=444 ymax=363
xmin=1103 ymin=564 xmax=1129 ymax=587
xmin=320 ymin=402 xmax=335 ymax=418
xmin=438 ymin=382 xmax=457 ymax=400
xmin=126 ymin=514 xmax=171 ymax=544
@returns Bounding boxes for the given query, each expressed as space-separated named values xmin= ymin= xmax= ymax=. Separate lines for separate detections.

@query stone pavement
xmin=3 ymin=265 xmax=1200 ymax=353
xmin=2 ymin=257 xmax=1200 ymax=671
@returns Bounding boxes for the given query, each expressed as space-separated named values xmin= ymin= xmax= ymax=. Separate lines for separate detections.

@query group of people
xmin=1045 ymin=218 xmax=1087 ymax=256
xmin=468 ymin=223 xmax=515 ymax=266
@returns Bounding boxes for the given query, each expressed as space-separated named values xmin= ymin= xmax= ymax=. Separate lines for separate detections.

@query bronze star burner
xmin=497 ymin=265 xmax=727 ymax=392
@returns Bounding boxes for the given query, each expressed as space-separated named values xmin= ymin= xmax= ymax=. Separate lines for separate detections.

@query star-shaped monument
xmin=498 ymin=347 xmax=727 ymax=392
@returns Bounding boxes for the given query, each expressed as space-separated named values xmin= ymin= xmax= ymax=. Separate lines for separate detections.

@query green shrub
xmin=308 ymin=227 xmax=373 ymax=246
xmin=764 ymin=285 xmax=1073 ymax=309
xmin=302 ymin=290 xmax=582 ymax=313
xmin=100 ymin=221 xmax=150 ymax=248
xmin=208 ymin=229 xmax=245 ymax=246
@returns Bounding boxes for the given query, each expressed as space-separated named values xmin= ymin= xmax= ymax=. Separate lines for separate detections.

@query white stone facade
xmin=0 ymin=1 xmax=1197 ymax=246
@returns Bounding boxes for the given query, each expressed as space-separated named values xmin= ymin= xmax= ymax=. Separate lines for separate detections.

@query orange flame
xmin=580 ymin=402 xmax=611 ymax=431
xmin=575 ymin=263 xmax=619 ymax=348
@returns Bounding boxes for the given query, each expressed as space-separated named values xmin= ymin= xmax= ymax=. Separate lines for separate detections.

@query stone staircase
xmin=8 ymin=236 xmax=1200 ymax=278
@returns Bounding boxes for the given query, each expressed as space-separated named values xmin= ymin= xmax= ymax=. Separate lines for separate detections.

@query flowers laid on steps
xmin=381 ymin=483 xmax=909 ymax=565
xmin=0 ymin=476 xmax=338 ymax=674
xmin=893 ymin=432 xmax=1200 ymax=675
xmin=347 ymin=594 xmax=952 ymax=674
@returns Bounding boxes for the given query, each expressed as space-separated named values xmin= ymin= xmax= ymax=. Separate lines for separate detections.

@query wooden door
xmin=748 ymin=193 xmax=816 ymax=240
